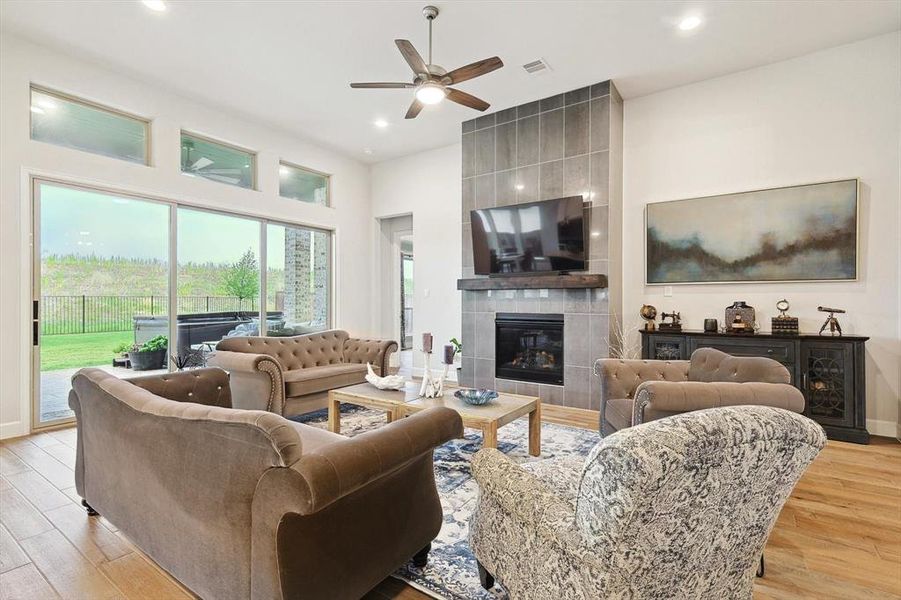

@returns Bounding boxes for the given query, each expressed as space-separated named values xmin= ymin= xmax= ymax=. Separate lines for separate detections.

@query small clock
xmin=776 ymin=299 xmax=790 ymax=316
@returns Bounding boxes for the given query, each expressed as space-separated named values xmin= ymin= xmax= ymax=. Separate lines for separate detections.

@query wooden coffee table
xmin=328 ymin=382 xmax=541 ymax=456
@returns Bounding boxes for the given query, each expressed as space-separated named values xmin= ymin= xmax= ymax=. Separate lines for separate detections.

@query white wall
xmin=622 ymin=32 xmax=901 ymax=435
xmin=370 ymin=144 xmax=462 ymax=376
xmin=0 ymin=34 xmax=374 ymax=438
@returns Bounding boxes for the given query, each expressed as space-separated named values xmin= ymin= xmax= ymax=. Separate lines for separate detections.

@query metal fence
xmin=41 ymin=295 xmax=257 ymax=335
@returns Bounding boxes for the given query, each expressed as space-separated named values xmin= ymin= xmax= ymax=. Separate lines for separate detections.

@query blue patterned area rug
xmin=294 ymin=404 xmax=600 ymax=600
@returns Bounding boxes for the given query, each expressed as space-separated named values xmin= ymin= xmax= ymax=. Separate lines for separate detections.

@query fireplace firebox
xmin=495 ymin=313 xmax=564 ymax=385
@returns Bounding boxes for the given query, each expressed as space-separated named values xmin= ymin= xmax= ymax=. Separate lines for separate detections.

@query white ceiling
xmin=2 ymin=1 xmax=898 ymax=164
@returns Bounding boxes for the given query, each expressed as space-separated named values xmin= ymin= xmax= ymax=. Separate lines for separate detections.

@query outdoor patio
xmin=40 ymin=364 xmax=167 ymax=422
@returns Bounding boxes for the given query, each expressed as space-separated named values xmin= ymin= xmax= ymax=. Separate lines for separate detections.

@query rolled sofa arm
xmin=290 ymin=406 xmax=462 ymax=514
xmin=343 ymin=338 xmax=398 ymax=376
xmin=249 ymin=407 xmax=462 ymax=600
xmin=127 ymin=367 xmax=232 ymax=408
xmin=633 ymin=380 xmax=806 ymax=425
xmin=207 ymin=350 xmax=285 ymax=414
xmin=471 ymin=449 xmax=587 ymax=555
xmin=594 ymin=358 xmax=690 ymax=399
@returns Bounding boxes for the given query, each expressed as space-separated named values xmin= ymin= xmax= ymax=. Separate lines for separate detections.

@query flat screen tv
xmin=471 ymin=196 xmax=586 ymax=275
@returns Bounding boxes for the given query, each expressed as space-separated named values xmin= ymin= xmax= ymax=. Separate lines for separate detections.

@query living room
xmin=0 ymin=2 xmax=899 ymax=599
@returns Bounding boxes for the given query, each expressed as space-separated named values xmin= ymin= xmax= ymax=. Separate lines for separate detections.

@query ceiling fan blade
xmin=446 ymin=88 xmax=490 ymax=112
xmin=445 ymin=57 xmax=504 ymax=85
xmin=395 ymin=39 xmax=429 ymax=75
xmin=405 ymin=98 xmax=424 ymax=119
xmin=350 ymin=82 xmax=415 ymax=89
xmin=190 ymin=157 xmax=213 ymax=171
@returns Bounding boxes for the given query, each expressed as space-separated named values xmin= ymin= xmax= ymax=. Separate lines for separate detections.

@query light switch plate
xmin=664 ymin=286 xmax=673 ymax=297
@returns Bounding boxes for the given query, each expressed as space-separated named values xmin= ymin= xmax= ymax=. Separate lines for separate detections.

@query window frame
xmin=180 ymin=130 xmax=258 ymax=191
xmin=29 ymin=84 xmax=152 ymax=165
xmin=278 ymin=159 xmax=331 ymax=207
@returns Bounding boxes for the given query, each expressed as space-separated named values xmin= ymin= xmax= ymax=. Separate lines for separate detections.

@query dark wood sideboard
xmin=640 ymin=330 xmax=869 ymax=444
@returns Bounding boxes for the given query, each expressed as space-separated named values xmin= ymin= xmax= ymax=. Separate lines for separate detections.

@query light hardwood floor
xmin=1 ymin=414 xmax=899 ymax=600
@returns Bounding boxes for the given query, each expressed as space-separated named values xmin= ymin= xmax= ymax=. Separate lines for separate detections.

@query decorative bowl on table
xmin=454 ymin=388 xmax=498 ymax=406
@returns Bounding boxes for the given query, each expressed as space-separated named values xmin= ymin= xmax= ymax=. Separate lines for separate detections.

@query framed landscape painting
xmin=645 ymin=179 xmax=858 ymax=284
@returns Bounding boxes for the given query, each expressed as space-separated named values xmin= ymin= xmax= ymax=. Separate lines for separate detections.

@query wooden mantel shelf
xmin=457 ymin=273 xmax=608 ymax=291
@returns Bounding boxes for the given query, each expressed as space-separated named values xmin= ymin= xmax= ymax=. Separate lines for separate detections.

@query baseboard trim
xmin=866 ymin=419 xmax=898 ymax=439
xmin=0 ymin=421 xmax=27 ymax=440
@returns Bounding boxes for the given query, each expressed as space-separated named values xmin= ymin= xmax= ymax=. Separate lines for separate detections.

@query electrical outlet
xmin=664 ymin=286 xmax=673 ymax=297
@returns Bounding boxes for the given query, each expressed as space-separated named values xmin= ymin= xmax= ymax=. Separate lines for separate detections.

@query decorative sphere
xmin=640 ymin=304 xmax=658 ymax=321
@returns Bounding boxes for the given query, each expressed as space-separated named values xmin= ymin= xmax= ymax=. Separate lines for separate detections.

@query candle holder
xmin=419 ymin=349 xmax=450 ymax=399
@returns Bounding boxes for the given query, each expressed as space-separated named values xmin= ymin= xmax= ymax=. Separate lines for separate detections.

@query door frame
xmin=28 ymin=175 xmax=336 ymax=432
xmin=399 ymin=249 xmax=413 ymax=350
xmin=390 ymin=229 xmax=413 ymax=354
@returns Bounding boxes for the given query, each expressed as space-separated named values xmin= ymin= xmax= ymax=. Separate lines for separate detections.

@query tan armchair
xmin=209 ymin=329 xmax=397 ymax=417
xmin=70 ymin=367 xmax=462 ymax=600
xmin=594 ymin=347 xmax=804 ymax=436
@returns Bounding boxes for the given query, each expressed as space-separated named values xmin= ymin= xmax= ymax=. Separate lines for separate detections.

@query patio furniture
xmin=134 ymin=311 xmax=285 ymax=355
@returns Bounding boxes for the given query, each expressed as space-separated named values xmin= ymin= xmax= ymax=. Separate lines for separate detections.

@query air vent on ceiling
xmin=522 ymin=58 xmax=550 ymax=74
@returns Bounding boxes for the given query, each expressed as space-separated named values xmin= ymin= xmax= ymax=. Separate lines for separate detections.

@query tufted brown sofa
xmin=208 ymin=330 xmax=397 ymax=417
xmin=69 ymin=367 xmax=462 ymax=600
xmin=594 ymin=347 xmax=805 ymax=436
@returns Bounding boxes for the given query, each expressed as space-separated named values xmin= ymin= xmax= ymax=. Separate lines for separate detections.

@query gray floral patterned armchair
xmin=469 ymin=406 xmax=825 ymax=599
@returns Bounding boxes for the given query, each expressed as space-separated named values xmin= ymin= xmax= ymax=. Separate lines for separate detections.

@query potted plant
xmin=450 ymin=337 xmax=463 ymax=380
xmin=112 ymin=341 xmax=131 ymax=368
xmin=128 ymin=335 xmax=168 ymax=371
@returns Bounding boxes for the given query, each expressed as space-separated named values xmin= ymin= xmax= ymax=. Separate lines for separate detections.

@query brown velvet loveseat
xmin=209 ymin=329 xmax=397 ymax=417
xmin=69 ymin=367 xmax=462 ymax=600
xmin=594 ymin=347 xmax=805 ymax=436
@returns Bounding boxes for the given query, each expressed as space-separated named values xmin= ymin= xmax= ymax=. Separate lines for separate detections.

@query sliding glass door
xmin=32 ymin=179 xmax=333 ymax=430
xmin=174 ymin=208 xmax=262 ymax=361
xmin=34 ymin=181 xmax=170 ymax=427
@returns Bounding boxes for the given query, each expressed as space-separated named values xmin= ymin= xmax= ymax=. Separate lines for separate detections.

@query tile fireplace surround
xmin=459 ymin=79 xmax=623 ymax=411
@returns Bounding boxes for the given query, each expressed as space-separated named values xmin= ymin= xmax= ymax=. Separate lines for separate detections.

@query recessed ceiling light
xmin=515 ymin=184 xmax=524 ymax=191
xmin=142 ymin=0 xmax=167 ymax=11
xmin=590 ymin=231 xmax=601 ymax=238
xmin=374 ymin=119 xmax=389 ymax=129
xmin=678 ymin=15 xmax=702 ymax=31
xmin=363 ymin=148 xmax=373 ymax=155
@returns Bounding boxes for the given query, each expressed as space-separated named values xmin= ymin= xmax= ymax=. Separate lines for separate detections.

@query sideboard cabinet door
xmin=800 ymin=340 xmax=855 ymax=429
xmin=644 ymin=334 xmax=688 ymax=360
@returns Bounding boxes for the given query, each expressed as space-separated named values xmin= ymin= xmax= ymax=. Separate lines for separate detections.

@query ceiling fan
xmin=350 ymin=5 xmax=503 ymax=119
xmin=181 ymin=140 xmax=244 ymax=185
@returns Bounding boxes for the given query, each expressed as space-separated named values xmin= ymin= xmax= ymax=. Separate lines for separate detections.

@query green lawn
xmin=40 ymin=331 xmax=132 ymax=371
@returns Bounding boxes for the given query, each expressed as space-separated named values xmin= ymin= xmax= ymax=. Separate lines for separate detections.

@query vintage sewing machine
xmin=659 ymin=311 xmax=682 ymax=332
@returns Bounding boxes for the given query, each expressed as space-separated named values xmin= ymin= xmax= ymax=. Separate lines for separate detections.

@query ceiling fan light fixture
xmin=415 ymin=83 xmax=447 ymax=105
